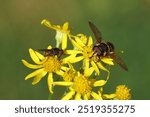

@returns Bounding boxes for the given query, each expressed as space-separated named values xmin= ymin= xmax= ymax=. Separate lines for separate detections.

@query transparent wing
xmin=88 ymin=21 xmax=102 ymax=43
xmin=112 ymin=54 xmax=128 ymax=71
xmin=38 ymin=49 xmax=50 ymax=52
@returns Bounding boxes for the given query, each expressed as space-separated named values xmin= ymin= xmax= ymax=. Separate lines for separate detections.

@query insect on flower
xmin=38 ymin=48 xmax=64 ymax=58
xmin=89 ymin=21 xmax=128 ymax=71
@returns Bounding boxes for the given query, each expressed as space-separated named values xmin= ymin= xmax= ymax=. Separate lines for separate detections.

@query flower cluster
xmin=22 ymin=19 xmax=131 ymax=100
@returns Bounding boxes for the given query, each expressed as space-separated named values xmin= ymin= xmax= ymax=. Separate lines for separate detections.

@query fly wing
xmin=111 ymin=54 xmax=128 ymax=71
xmin=88 ymin=21 xmax=102 ymax=43
xmin=38 ymin=49 xmax=50 ymax=51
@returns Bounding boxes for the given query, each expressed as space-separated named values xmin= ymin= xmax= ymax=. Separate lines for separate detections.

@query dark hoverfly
xmin=88 ymin=21 xmax=128 ymax=71
xmin=38 ymin=48 xmax=64 ymax=58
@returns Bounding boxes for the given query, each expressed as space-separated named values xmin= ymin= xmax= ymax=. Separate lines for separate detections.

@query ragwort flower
xmin=22 ymin=45 xmax=69 ymax=94
xmin=115 ymin=85 xmax=131 ymax=100
xmin=22 ymin=19 xmax=130 ymax=100
xmin=102 ymin=85 xmax=131 ymax=100
xmin=41 ymin=19 xmax=70 ymax=50
xmin=66 ymin=34 xmax=114 ymax=77
xmin=53 ymin=66 xmax=107 ymax=100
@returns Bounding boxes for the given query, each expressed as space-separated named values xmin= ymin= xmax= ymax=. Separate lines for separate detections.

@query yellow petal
xmin=29 ymin=48 xmax=41 ymax=64
xmin=47 ymin=45 xmax=52 ymax=49
xmin=75 ymin=93 xmax=82 ymax=100
xmin=34 ymin=51 xmax=45 ymax=60
xmin=75 ymin=37 xmax=85 ymax=47
xmin=103 ymin=94 xmax=116 ymax=99
xmin=61 ymin=34 xmax=67 ymax=50
xmin=32 ymin=71 xmax=47 ymax=85
xmin=47 ymin=73 xmax=53 ymax=94
xmin=56 ymin=25 xmax=61 ymax=29
xmin=83 ymin=94 xmax=88 ymax=100
xmin=87 ymin=36 xmax=93 ymax=46
xmin=63 ymin=22 xmax=69 ymax=30
xmin=25 ymin=68 xmax=45 ymax=80
xmin=69 ymin=56 xmax=84 ymax=63
xmin=62 ymin=54 xmax=75 ymax=63
xmin=91 ymin=61 xmax=100 ymax=75
xmin=63 ymin=55 xmax=84 ymax=63
xmin=65 ymin=50 xmax=82 ymax=54
xmin=22 ymin=60 xmax=43 ymax=69
xmin=70 ymin=39 xmax=83 ymax=50
xmin=41 ymin=19 xmax=69 ymax=33
xmin=61 ymin=66 xmax=69 ymax=71
xmin=84 ymin=67 xmax=94 ymax=77
xmin=41 ymin=19 xmax=52 ymax=27
xmin=91 ymin=91 xmax=103 ymax=100
xmin=101 ymin=58 xmax=114 ymax=65
xmin=97 ymin=62 xmax=110 ymax=80
xmin=97 ymin=62 xmax=108 ymax=72
xmin=41 ymin=19 xmax=56 ymax=30
xmin=77 ymin=34 xmax=88 ymax=44
xmin=93 ymin=80 xmax=106 ymax=87
xmin=55 ymin=31 xmax=63 ymax=48
xmin=83 ymin=59 xmax=89 ymax=68
xmin=61 ymin=90 xmax=75 ymax=100
xmin=56 ymin=70 xmax=64 ymax=76
xmin=53 ymin=82 xmax=73 ymax=86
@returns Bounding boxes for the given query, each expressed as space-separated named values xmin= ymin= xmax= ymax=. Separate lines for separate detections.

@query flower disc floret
xmin=73 ymin=73 xmax=92 ymax=95
xmin=43 ymin=56 xmax=62 ymax=73
xmin=115 ymin=85 xmax=131 ymax=100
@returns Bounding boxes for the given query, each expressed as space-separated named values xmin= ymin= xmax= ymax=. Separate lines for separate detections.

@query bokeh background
xmin=0 ymin=0 xmax=150 ymax=99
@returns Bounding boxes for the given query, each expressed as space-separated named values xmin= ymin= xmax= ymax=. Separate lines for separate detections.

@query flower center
xmin=73 ymin=74 xmax=92 ymax=95
xmin=115 ymin=85 xmax=131 ymax=100
xmin=63 ymin=69 xmax=76 ymax=82
xmin=83 ymin=46 xmax=93 ymax=59
xmin=43 ymin=56 xmax=62 ymax=73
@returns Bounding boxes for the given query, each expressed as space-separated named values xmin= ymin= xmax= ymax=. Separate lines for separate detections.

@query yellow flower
xmin=115 ymin=85 xmax=131 ymax=100
xmin=66 ymin=34 xmax=114 ymax=77
xmin=53 ymin=66 xmax=107 ymax=100
xmin=102 ymin=85 xmax=131 ymax=100
xmin=22 ymin=46 xmax=69 ymax=94
xmin=41 ymin=19 xmax=70 ymax=50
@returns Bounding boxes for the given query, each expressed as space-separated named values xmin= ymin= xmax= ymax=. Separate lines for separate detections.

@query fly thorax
xmin=99 ymin=42 xmax=109 ymax=56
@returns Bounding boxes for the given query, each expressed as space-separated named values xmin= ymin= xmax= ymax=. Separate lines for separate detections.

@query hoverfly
xmin=88 ymin=21 xmax=128 ymax=71
xmin=38 ymin=48 xmax=64 ymax=58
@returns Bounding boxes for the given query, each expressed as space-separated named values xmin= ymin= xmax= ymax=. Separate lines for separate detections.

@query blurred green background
xmin=0 ymin=0 xmax=150 ymax=100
